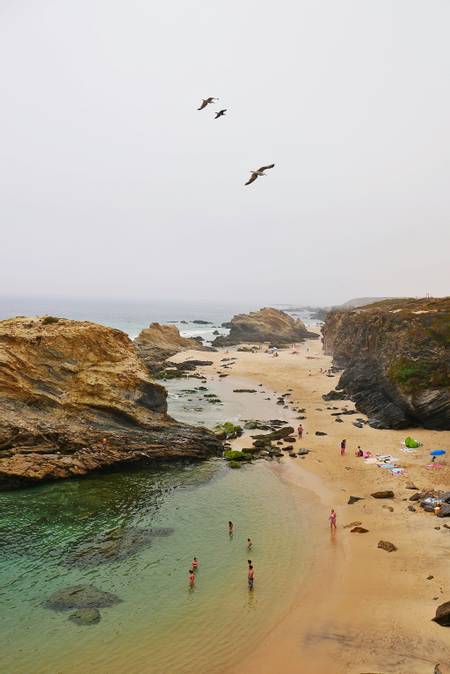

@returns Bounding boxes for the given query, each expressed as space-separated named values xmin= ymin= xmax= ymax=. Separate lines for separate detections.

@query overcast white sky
xmin=1 ymin=0 xmax=449 ymax=306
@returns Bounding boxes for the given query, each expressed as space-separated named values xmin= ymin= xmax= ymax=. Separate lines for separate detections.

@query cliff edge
xmin=0 ymin=317 xmax=221 ymax=488
xmin=322 ymin=298 xmax=450 ymax=429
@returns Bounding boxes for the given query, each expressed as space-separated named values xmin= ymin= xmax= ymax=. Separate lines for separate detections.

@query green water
xmin=0 ymin=379 xmax=306 ymax=674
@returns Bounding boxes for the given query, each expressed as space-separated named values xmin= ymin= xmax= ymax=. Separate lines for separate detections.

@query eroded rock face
xmin=322 ymin=298 xmax=450 ymax=429
xmin=134 ymin=323 xmax=213 ymax=373
xmin=213 ymin=308 xmax=318 ymax=347
xmin=0 ymin=317 xmax=222 ymax=488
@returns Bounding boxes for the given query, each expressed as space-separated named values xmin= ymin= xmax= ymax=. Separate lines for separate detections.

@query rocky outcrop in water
xmin=213 ymin=308 xmax=317 ymax=347
xmin=0 ymin=317 xmax=222 ymax=489
xmin=322 ymin=298 xmax=450 ymax=429
xmin=134 ymin=323 xmax=213 ymax=373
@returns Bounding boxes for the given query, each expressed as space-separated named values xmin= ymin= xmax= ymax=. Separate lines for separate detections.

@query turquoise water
xmin=0 ymin=461 xmax=305 ymax=674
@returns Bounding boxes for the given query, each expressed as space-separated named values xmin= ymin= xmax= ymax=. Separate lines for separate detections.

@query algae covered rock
xmin=69 ymin=608 xmax=101 ymax=625
xmin=44 ymin=585 xmax=122 ymax=610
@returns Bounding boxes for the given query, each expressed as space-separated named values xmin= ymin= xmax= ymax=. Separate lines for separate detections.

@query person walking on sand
xmin=188 ymin=569 xmax=196 ymax=588
xmin=297 ymin=424 xmax=304 ymax=439
xmin=329 ymin=509 xmax=337 ymax=530
xmin=248 ymin=564 xmax=254 ymax=590
xmin=192 ymin=557 xmax=199 ymax=570
xmin=340 ymin=439 xmax=346 ymax=456
xmin=247 ymin=538 xmax=252 ymax=551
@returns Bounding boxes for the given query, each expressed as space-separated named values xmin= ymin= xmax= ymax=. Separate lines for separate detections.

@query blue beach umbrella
xmin=430 ymin=449 xmax=446 ymax=456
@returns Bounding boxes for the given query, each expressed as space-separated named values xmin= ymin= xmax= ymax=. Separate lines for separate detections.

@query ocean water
xmin=0 ymin=296 xmax=316 ymax=341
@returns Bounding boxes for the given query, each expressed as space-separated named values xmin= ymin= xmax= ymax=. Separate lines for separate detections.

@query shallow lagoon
xmin=0 ymin=377 xmax=306 ymax=674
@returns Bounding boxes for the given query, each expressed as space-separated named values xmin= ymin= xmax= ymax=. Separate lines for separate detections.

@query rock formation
xmin=134 ymin=322 xmax=213 ymax=372
xmin=0 ymin=317 xmax=222 ymax=489
xmin=213 ymin=308 xmax=317 ymax=347
xmin=322 ymin=298 xmax=450 ymax=429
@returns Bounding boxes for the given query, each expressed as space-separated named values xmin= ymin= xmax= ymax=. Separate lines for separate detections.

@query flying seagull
xmin=214 ymin=109 xmax=227 ymax=119
xmin=198 ymin=97 xmax=218 ymax=110
xmin=245 ymin=164 xmax=275 ymax=186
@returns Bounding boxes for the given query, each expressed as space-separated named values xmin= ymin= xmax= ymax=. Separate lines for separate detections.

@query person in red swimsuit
xmin=192 ymin=557 xmax=199 ymax=570
xmin=248 ymin=564 xmax=254 ymax=590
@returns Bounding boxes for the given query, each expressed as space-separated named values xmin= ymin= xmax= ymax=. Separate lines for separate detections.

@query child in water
xmin=228 ymin=521 xmax=234 ymax=535
xmin=247 ymin=538 xmax=252 ymax=551
xmin=188 ymin=569 xmax=196 ymax=588
xmin=192 ymin=557 xmax=199 ymax=570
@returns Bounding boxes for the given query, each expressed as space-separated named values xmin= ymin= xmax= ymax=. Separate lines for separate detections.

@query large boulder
xmin=322 ymin=297 xmax=450 ymax=429
xmin=432 ymin=601 xmax=450 ymax=627
xmin=213 ymin=308 xmax=318 ymax=347
xmin=134 ymin=323 xmax=213 ymax=373
xmin=0 ymin=317 xmax=222 ymax=489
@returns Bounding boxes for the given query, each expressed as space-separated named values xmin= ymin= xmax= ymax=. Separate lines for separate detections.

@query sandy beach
xmin=173 ymin=334 xmax=450 ymax=674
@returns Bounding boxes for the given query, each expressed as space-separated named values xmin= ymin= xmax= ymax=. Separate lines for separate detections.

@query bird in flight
xmin=245 ymin=164 xmax=275 ymax=186
xmin=198 ymin=97 xmax=219 ymax=110
xmin=214 ymin=109 xmax=227 ymax=119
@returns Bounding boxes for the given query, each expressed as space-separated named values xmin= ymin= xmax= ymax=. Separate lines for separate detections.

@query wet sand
xmin=173 ymin=336 xmax=450 ymax=674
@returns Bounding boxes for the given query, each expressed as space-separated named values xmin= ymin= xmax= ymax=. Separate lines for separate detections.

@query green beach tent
xmin=405 ymin=436 xmax=421 ymax=448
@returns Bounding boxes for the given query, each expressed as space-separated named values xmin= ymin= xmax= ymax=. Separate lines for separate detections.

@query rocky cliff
xmin=134 ymin=323 xmax=213 ymax=373
xmin=213 ymin=308 xmax=318 ymax=347
xmin=322 ymin=298 xmax=450 ymax=429
xmin=0 ymin=317 xmax=221 ymax=489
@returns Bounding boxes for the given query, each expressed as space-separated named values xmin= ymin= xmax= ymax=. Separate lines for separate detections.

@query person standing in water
xmin=297 ymin=424 xmax=304 ymax=439
xmin=188 ymin=569 xmax=196 ymax=588
xmin=228 ymin=521 xmax=234 ymax=536
xmin=329 ymin=509 xmax=337 ymax=530
xmin=247 ymin=538 xmax=252 ymax=551
xmin=192 ymin=557 xmax=199 ymax=571
xmin=340 ymin=439 xmax=346 ymax=456
xmin=248 ymin=564 xmax=254 ymax=590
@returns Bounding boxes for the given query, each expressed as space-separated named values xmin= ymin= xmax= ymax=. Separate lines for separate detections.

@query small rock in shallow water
xmin=315 ymin=431 xmax=327 ymax=436
xmin=350 ymin=526 xmax=368 ymax=533
xmin=377 ymin=540 xmax=397 ymax=553
xmin=69 ymin=608 xmax=101 ymax=625
xmin=45 ymin=585 xmax=122 ymax=610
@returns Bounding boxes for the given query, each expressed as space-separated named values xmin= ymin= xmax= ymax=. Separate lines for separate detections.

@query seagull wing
xmin=245 ymin=173 xmax=258 ymax=186
xmin=198 ymin=100 xmax=208 ymax=110
xmin=258 ymin=163 xmax=275 ymax=172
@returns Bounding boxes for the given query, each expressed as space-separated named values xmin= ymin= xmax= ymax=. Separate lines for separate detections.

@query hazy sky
xmin=1 ymin=0 xmax=449 ymax=306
